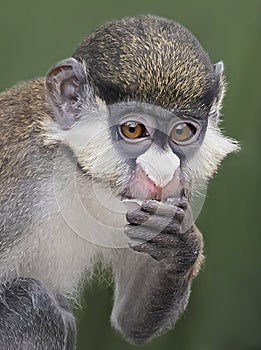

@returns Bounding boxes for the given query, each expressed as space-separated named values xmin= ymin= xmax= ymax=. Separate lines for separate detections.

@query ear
xmin=209 ymin=61 xmax=226 ymax=125
xmin=46 ymin=57 xmax=87 ymax=130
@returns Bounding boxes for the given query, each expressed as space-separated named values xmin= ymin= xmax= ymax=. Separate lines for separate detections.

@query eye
xmin=120 ymin=121 xmax=149 ymax=140
xmin=171 ymin=122 xmax=199 ymax=145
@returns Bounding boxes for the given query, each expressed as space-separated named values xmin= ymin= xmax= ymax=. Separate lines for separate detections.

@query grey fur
xmin=0 ymin=15 xmax=239 ymax=349
xmin=0 ymin=278 xmax=76 ymax=350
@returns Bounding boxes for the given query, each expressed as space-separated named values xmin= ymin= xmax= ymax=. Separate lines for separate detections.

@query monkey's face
xmin=45 ymin=16 xmax=239 ymax=208
xmin=50 ymin=94 xmax=234 ymax=209
xmin=106 ymin=101 xmax=207 ymax=201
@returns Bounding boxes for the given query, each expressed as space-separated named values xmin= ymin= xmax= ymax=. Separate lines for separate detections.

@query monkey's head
xmin=45 ymin=16 xmax=238 ymax=205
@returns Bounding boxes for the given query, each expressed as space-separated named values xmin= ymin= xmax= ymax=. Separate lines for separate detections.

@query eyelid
xmin=119 ymin=114 xmax=157 ymax=129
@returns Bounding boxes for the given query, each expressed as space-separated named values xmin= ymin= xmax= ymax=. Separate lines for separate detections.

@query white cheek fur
xmin=36 ymin=100 xmax=239 ymax=297
xmin=184 ymin=120 xmax=240 ymax=189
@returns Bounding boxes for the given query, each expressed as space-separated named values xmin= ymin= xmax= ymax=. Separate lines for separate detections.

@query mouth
xmin=120 ymin=186 xmax=164 ymax=201
xmin=119 ymin=165 xmax=183 ymax=202
xmin=120 ymin=182 xmax=184 ymax=203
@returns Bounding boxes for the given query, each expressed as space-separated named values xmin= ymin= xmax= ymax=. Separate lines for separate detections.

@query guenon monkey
xmin=0 ymin=15 xmax=239 ymax=349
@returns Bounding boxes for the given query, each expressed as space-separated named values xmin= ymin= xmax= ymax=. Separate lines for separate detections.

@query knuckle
xmin=141 ymin=199 xmax=159 ymax=213
xmin=126 ymin=209 xmax=138 ymax=222
xmin=175 ymin=206 xmax=185 ymax=219
xmin=178 ymin=196 xmax=188 ymax=210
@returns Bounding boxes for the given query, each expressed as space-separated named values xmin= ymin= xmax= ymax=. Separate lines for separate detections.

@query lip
xmin=120 ymin=167 xmax=182 ymax=203
xmin=120 ymin=190 xmax=163 ymax=202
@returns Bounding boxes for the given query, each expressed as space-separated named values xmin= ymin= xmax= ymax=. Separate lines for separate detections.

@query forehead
xmin=108 ymin=101 xmax=209 ymax=124
xmin=74 ymin=16 xmax=218 ymax=112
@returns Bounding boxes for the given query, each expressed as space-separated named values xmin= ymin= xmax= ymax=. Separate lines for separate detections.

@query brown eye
xmin=120 ymin=122 xmax=148 ymax=139
xmin=171 ymin=122 xmax=198 ymax=144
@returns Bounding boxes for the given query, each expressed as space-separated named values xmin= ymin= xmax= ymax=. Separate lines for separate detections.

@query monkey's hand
xmin=111 ymin=196 xmax=203 ymax=344
xmin=125 ymin=197 xmax=203 ymax=276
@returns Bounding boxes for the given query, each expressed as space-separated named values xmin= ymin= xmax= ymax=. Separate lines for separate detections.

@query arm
xmin=0 ymin=278 xmax=76 ymax=350
xmin=111 ymin=199 xmax=203 ymax=344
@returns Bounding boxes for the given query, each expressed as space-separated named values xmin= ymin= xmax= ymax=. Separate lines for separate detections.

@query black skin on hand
xmin=115 ymin=193 xmax=204 ymax=344
xmin=125 ymin=195 xmax=203 ymax=275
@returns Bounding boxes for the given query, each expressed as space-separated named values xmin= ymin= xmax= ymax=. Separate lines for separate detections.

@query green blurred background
xmin=0 ymin=1 xmax=260 ymax=349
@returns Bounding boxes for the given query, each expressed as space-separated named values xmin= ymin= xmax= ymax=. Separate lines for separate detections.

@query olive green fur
xmin=74 ymin=15 xmax=218 ymax=112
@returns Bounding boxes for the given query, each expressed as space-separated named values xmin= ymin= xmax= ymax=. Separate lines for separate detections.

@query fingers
xmin=140 ymin=200 xmax=185 ymax=221
xmin=127 ymin=228 xmax=191 ymax=263
xmin=126 ymin=208 xmax=181 ymax=233
xmin=125 ymin=222 xmax=180 ymax=243
xmin=125 ymin=225 xmax=158 ymax=243
xmin=126 ymin=198 xmax=186 ymax=232
xmin=126 ymin=209 xmax=150 ymax=225
xmin=130 ymin=242 xmax=170 ymax=261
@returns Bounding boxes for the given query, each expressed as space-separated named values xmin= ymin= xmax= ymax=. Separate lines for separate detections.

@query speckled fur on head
xmin=73 ymin=15 xmax=218 ymax=113
xmin=0 ymin=14 xmax=240 ymax=348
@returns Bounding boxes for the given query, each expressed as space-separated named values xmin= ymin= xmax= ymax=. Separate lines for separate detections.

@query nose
xmin=136 ymin=144 xmax=180 ymax=188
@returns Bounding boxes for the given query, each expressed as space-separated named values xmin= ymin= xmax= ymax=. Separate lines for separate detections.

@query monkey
xmin=0 ymin=15 xmax=239 ymax=349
